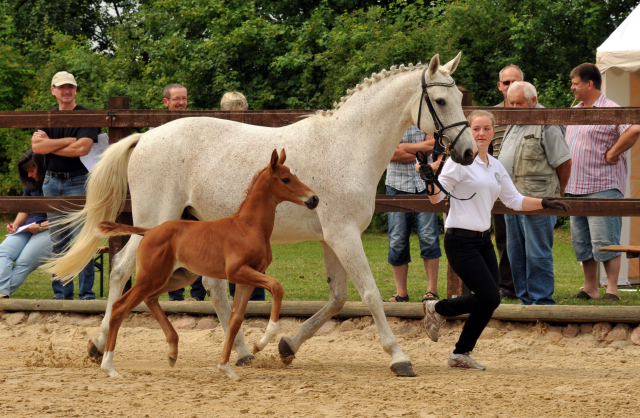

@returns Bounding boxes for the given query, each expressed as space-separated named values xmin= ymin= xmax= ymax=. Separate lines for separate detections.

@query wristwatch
xmin=38 ymin=225 xmax=44 ymax=232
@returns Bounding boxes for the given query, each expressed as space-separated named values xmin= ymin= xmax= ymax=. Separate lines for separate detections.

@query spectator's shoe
xmin=448 ymin=353 xmax=486 ymax=370
xmin=52 ymin=297 xmax=63 ymax=300
xmin=0 ymin=294 xmax=9 ymax=299
xmin=499 ymin=288 xmax=518 ymax=300
xmin=82 ymin=297 xmax=96 ymax=301
xmin=422 ymin=300 xmax=446 ymax=342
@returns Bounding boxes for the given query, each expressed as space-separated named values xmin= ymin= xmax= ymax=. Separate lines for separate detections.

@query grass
xmin=3 ymin=222 xmax=639 ymax=305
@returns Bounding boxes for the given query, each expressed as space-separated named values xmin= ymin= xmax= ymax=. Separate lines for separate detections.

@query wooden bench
xmin=94 ymin=246 xmax=109 ymax=298
xmin=600 ymin=245 xmax=640 ymax=259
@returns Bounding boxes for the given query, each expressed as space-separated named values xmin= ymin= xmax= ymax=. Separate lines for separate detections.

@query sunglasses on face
xmin=500 ymin=80 xmax=516 ymax=86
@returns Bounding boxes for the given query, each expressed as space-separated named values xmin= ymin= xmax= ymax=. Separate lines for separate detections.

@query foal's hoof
xmin=278 ymin=338 xmax=295 ymax=365
xmin=236 ymin=354 xmax=255 ymax=367
xmin=87 ymin=340 xmax=103 ymax=361
xmin=168 ymin=356 xmax=177 ymax=368
xmin=390 ymin=361 xmax=416 ymax=377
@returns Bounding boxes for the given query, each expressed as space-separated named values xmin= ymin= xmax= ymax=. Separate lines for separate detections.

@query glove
xmin=541 ymin=198 xmax=571 ymax=211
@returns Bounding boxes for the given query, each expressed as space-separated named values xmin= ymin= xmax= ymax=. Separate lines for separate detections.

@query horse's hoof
xmin=87 ymin=340 xmax=103 ymax=360
xmin=168 ymin=356 xmax=177 ymax=368
xmin=390 ymin=361 xmax=416 ymax=377
xmin=236 ymin=354 xmax=255 ymax=367
xmin=278 ymin=338 xmax=295 ymax=365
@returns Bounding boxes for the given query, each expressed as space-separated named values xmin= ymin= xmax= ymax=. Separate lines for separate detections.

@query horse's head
xmin=413 ymin=52 xmax=477 ymax=166
xmin=269 ymin=149 xmax=319 ymax=210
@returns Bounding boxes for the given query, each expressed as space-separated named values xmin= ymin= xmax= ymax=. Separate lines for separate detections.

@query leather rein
xmin=415 ymin=67 xmax=475 ymax=201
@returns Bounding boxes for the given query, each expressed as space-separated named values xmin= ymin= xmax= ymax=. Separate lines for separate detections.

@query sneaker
xmin=422 ymin=300 xmax=446 ymax=342
xmin=448 ymin=353 xmax=486 ymax=370
xmin=499 ymin=288 xmax=518 ymax=300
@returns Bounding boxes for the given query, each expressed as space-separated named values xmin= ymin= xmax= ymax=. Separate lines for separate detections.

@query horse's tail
xmin=44 ymin=133 xmax=143 ymax=284
xmin=97 ymin=221 xmax=149 ymax=237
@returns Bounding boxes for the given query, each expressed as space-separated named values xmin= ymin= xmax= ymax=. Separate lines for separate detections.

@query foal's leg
xmin=101 ymin=277 xmax=158 ymax=378
xmin=279 ymin=242 xmax=348 ymax=364
xmin=201 ymin=276 xmax=255 ymax=366
xmin=217 ymin=283 xmax=254 ymax=381
xmin=89 ymin=235 xmax=141 ymax=359
xmin=145 ymin=296 xmax=179 ymax=367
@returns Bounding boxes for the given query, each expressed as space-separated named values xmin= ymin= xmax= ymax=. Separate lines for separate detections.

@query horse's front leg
xmin=278 ymin=241 xmax=348 ymax=364
xmin=89 ymin=235 xmax=141 ymax=360
xmin=324 ymin=225 xmax=415 ymax=377
xmin=201 ymin=277 xmax=255 ymax=366
xmin=217 ymin=283 xmax=253 ymax=381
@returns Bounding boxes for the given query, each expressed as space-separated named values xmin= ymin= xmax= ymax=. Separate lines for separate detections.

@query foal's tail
xmin=97 ymin=221 xmax=149 ymax=237
xmin=44 ymin=133 xmax=143 ymax=284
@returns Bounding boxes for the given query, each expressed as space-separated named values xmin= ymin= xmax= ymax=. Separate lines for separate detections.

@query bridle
xmin=416 ymin=67 xmax=475 ymax=201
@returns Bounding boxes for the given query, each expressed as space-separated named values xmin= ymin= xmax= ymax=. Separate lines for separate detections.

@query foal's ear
xmin=278 ymin=148 xmax=287 ymax=165
xmin=427 ymin=54 xmax=440 ymax=78
xmin=270 ymin=149 xmax=279 ymax=169
xmin=442 ymin=52 xmax=462 ymax=75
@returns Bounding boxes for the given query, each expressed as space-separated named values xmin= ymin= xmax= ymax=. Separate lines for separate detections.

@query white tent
xmin=596 ymin=2 xmax=640 ymax=286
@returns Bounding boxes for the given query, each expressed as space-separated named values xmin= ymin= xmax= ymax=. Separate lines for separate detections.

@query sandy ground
xmin=0 ymin=311 xmax=639 ymax=418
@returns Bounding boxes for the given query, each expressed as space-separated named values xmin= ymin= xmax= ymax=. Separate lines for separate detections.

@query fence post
xmin=107 ymin=97 xmax=132 ymax=284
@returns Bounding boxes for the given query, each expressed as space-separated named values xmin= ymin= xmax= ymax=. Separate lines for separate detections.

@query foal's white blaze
xmin=218 ymin=362 xmax=241 ymax=381
xmin=101 ymin=352 xmax=120 ymax=378
xmin=254 ymin=319 xmax=279 ymax=352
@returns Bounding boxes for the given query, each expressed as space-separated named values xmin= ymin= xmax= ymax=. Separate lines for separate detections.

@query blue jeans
xmin=567 ymin=189 xmax=623 ymax=263
xmin=43 ymin=173 xmax=95 ymax=300
xmin=386 ymin=186 xmax=441 ymax=265
xmin=168 ymin=276 xmax=208 ymax=301
xmin=504 ymin=214 xmax=556 ymax=305
xmin=0 ymin=230 xmax=52 ymax=296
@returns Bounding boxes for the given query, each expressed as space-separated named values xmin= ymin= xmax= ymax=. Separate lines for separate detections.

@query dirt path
xmin=0 ymin=312 xmax=639 ymax=418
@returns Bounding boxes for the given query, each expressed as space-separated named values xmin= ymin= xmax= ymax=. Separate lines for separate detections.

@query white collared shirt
xmin=434 ymin=155 xmax=524 ymax=231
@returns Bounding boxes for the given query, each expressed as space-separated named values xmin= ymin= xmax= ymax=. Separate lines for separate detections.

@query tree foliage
xmin=0 ymin=0 xmax=637 ymax=195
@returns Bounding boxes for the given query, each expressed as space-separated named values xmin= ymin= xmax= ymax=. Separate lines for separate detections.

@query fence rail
xmin=1 ymin=107 xmax=639 ymax=129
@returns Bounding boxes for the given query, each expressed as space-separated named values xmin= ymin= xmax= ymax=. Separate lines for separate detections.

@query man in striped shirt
xmin=384 ymin=126 xmax=442 ymax=303
xmin=491 ymin=65 xmax=523 ymax=301
xmin=566 ymin=63 xmax=640 ymax=301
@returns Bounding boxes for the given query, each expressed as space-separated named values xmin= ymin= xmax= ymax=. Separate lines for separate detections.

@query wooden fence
xmin=1 ymin=98 xmax=640 ymax=298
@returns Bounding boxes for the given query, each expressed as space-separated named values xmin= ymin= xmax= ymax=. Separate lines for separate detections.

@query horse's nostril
xmin=305 ymin=195 xmax=319 ymax=209
xmin=464 ymin=149 xmax=474 ymax=160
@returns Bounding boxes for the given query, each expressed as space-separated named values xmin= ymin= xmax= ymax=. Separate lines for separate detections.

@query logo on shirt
xmin=494 ymin=172 xmax=501 ymax=185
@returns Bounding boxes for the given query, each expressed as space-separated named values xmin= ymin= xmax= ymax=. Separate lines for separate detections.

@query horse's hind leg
xmin=89 ymin=235 xmax=142 ymax=360
xmin=202 ymin=277 xmax=254 ymax=366
xmin=217 ymin=283 xmax=253 ymax=381
xmin=101 ymin=278 xmax=153 ymax=378
xmin=145 ymin=296 xmax=179 ymax=367
xmin=278 ymin=241 xmax=348 ymax=364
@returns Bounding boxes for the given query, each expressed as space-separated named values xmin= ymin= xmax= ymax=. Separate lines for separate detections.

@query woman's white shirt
xmin=434 ymin=155 xmax=524 ymax=232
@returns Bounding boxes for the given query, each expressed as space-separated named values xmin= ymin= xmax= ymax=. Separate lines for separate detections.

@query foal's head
xmin=266 ymin=149 xmax=319 ymax=210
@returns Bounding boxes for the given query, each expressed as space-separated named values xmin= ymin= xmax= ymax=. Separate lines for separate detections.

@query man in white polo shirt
xmin=565 ymin=63 xmax=640 ymax=301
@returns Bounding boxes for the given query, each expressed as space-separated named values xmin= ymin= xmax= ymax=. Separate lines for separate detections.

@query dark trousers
xmin=435 ymin=232 xmax=501 ymax=354
xmin=493 ymin=213 xmax=514 ymax=293
xmin=168 ymin=276 xmax=207 ymax=301
xmin=229 ymin=282 xmax=265 ymax=301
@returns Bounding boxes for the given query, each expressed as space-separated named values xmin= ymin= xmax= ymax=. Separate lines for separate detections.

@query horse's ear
xmin=278 ymin=149 xmax=286 ymax=165
xmin=442 ymin=52 xmax=462 ymax=75
xmin=427 ymin=54 xmax=440 ymax=78
xmin=270 ymin=149 xmax=279 ymax=169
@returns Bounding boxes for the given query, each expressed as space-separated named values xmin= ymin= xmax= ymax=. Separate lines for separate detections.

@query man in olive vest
xmin=498 ymin=81 xmax=572 ymax=305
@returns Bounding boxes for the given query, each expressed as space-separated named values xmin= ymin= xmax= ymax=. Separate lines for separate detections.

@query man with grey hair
xmin=221 ymin=91 xmax=248 ymax=110
xmin=163 ymin=84 xmax=188 ymax=111
xmin=498 ymin=81 xmax=572 ymax=305
xmin=491 ymin=65 xmax=523 ymax=300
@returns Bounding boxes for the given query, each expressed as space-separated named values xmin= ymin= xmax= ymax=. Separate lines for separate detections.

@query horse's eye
xmin=281 ymin=178 xmax=290 ymax=184
xmin=435 ymin=99 xmax=446 ymax=106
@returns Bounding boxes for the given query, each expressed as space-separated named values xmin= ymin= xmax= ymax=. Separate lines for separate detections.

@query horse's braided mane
xmin=234 ymin=165 xmax=270 ymax=214
xmin=315 ymin=63 xmax=451 ymax=117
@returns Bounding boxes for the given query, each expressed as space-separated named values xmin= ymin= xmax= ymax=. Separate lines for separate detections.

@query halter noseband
xmin=416 ymin=67 xmax=475 ymax=201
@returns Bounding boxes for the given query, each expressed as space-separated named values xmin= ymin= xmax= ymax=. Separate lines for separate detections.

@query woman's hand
xmin=6 ymin=223 xmax=17 ymax=234
xmin=28 ymin=223 xmax=41 ymax=234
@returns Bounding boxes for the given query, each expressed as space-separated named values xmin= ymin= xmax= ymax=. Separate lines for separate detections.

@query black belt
xmin=46 ymin=169 xmax=88 ymax=179
xmin=446 ymin=228 xmax=491 ymax=239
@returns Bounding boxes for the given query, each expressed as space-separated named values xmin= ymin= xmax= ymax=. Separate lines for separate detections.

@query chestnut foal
xmin=96 ymin=149 xmax=318 ymax=381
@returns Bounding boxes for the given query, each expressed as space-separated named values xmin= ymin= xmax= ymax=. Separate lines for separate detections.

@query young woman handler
xmin=419 ymin=110 xmax=570 ymax=370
